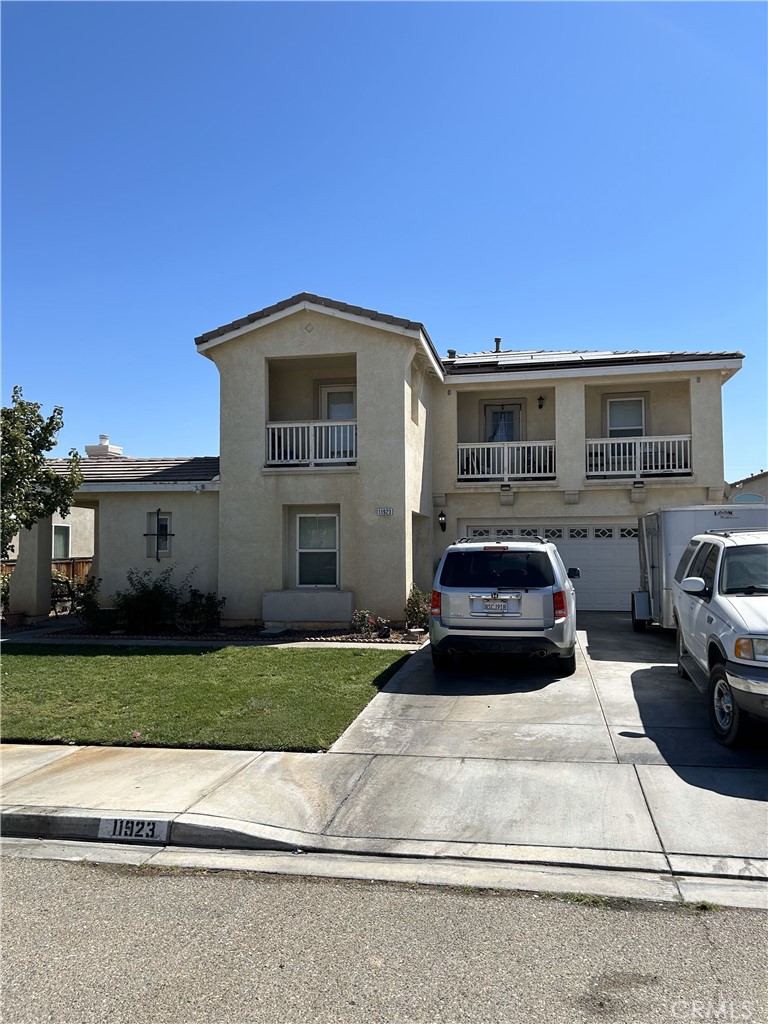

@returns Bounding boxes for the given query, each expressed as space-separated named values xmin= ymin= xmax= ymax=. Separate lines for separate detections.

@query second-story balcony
xmin=266 ymin=420 xmax=357 ymax=468
xmin=585 ymin=435 xmax=692 ymax=478
xmin=457 ymin=441 xmax=557 ymax=482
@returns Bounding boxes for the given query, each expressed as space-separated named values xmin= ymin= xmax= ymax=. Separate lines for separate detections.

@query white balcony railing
xmin=585 ymin=435 xmax=692 ymax=478
xmin=457 ymin=441 xmax=556 ymax=482
xmin=266 ymin=421 xmax=357 ymax=467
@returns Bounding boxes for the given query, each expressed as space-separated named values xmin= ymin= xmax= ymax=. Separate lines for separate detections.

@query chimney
xmin=447 ymin=349 xmax=457 ymax=359
xmin=85 ymin=434 xmax=124 ymax=458
xmin=494 ymin=337 xmax=502 ymax=353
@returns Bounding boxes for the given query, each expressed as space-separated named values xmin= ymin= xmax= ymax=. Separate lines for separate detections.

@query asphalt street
xmin=2 ymin=857 xmax=766 ymax=1024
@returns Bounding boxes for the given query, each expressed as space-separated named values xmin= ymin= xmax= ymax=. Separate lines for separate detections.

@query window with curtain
xmin=53 ymin=525 xmax=70 ymax=559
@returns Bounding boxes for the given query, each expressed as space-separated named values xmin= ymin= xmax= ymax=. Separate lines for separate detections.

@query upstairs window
xmin=607 ymin=398 xmax=645 ymax=438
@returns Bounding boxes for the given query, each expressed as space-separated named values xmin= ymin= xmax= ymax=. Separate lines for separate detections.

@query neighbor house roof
xmin=443 ymin=348 xmax=744 ymax=375
xmin=48 ymin=457 xmax=220 ymax=484
xmin=195 ymin=292 xmax=431 ymax=345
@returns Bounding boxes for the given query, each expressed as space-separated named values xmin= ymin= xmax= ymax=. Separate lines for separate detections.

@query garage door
xmin=464 ymin=523 xmax=640 ymax=612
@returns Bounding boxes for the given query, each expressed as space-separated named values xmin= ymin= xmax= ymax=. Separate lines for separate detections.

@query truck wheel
xmin=631 ymin=594 xmax=647 ymax=633
xmin=676 ymin=624 xmax=690 ymax=680
xmin=707 ymin=664 xmax=748 ymax=747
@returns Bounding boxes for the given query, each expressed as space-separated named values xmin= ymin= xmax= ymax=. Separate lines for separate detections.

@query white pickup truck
xmin=672 ymin=529 xmax=768 ymax=746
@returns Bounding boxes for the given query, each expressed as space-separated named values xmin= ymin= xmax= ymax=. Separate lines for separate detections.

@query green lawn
xmin=1 ymin=644 xmax=407 ymax=751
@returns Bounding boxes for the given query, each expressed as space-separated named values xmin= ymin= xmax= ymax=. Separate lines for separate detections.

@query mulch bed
xmin=12 ymin=621 xmax=424 ymax=645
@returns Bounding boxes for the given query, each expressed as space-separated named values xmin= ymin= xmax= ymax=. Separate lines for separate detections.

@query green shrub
xmin=113 ymin=565 xmax=192 ymax=634
xmin=404 ymin=584 xmax=430 ymax=630
xmin=0 ymin=573 xmax=10 ymax=613
xmin=71 ymin=576 xmax=102 ymax=630
xmin=176 ymin=588 xmax=226 ymax=634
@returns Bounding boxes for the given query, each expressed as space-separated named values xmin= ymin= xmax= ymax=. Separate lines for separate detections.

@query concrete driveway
xmin=331 ymin=613 xmax=768 ymax=866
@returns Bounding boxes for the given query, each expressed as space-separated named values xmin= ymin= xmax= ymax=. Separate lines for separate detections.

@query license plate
xmin=98 ymin=818 xmax=170 ymax=843
xmin=483 ymin=600 xmax=508 ymax=613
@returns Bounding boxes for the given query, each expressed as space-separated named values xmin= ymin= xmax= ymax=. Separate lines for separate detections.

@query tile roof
xmin=443 ymin=348 xmax=744 ymax=374
xmin=195 ymin=292 xmax=429 ymax=345
xmin=48 ymin=457 xmax=220 ymax=484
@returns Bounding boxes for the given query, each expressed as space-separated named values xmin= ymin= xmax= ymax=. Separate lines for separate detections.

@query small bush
xmin=350 ymin=608 xmax=390 ymax=638
xmin=0 ymin=573 xmax=10 ymax=613
xmin=113 ymin=565 xmax=194 ymax=634
xmin=176 ymin=589 xmax=226 ymax=634
xmin=71 ymin=576 xmax=102 ymax=630
xmin=404 ymin=584 xmax=430 ymax=630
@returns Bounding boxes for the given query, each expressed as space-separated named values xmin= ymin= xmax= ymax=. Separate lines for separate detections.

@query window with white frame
xmin=145 ymin=510 xmax=172 ymax=560
xmin=607 ymin=397 xmax=645 ymax=438
xmin=297 ymin=514 xmax=338 ymax=587
xmin=53 ymin=524 xmax=70 ymax=559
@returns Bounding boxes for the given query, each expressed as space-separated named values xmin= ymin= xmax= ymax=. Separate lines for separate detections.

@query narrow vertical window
xmin=145 ymin=510 xmax=172 ymax=560
xmin=297 ymin=515 xmax=338 ymax=586
xmin=53 ymin=525 xmax=70 ymax=560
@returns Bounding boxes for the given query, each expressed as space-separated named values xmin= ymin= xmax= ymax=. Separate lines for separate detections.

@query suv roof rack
xmin=704 ymin=528 xmax=768 ymax=538
xmin=453 ymin=535 xmax=548 ymax=545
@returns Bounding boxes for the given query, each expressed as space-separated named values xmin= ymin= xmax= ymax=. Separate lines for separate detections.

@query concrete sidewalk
xmin=2 ymin=620 xmax=767 ymax=909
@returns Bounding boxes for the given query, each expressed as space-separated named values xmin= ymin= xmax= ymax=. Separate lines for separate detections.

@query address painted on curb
xmin=98 ymin=818 xmax=170 ymax=843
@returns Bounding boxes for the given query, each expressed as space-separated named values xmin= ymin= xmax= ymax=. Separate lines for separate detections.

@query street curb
xmin=3 ymin=804 xmax=767 ymax=885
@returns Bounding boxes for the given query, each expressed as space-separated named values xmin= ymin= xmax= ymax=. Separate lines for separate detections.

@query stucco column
xmin=554 ymin=380 xmax=587 ymax=494
xmin=8 ymin=517 xmax=52 ymax=623
xmin=689 ymin=374 xmax=725 ymax=496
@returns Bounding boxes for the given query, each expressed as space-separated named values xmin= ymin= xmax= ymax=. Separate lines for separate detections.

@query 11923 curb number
xmin=97 ymin=818 xmax=170 ymax=843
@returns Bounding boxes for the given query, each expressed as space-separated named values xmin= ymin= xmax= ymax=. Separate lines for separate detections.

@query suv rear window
xmin=440 ymin=549 xmax=555 ymax=589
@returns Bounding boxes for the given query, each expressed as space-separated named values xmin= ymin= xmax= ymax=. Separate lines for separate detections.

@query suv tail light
xmin=431 ymin=590 xmax=442 ymax=617
xmin=553 ymin=590 xmax=568 ymax=619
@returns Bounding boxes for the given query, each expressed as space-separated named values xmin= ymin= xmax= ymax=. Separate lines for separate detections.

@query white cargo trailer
xmin=631 ymin=504 xmax=768 ymax=630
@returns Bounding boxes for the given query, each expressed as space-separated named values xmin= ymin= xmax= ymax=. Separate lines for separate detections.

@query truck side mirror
xmin=567 ymin=567 xmax=581 ymax=579
xmin=681 ymin=576 xmax=707 ymax=595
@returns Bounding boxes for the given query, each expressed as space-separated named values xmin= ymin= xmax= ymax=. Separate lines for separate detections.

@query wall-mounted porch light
xmin=438 ymin=510 xmax=446 ymax=532
xmin=537 ymin=395 xmax=545 ymax=410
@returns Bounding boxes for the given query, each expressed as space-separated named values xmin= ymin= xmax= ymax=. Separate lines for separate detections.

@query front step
xmin=680 ymin=652 xmax=709 ymax=694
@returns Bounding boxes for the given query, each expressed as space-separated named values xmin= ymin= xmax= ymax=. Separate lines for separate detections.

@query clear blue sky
xmin=3 ymin=1 xmax=766 ymax=481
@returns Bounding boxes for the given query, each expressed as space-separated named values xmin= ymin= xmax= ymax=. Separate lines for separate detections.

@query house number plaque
xmin=376 ymin=508 xmax=394 ymax=516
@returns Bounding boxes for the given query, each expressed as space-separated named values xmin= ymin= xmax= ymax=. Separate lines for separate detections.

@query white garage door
xmin=465 ymin=523 xmax=640 ymax=612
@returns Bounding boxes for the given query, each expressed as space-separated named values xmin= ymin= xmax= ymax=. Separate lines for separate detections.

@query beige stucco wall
xmin=584 ymin=379 xmax=691 ymax=437
xmin=205 ymin=311 xmax=429 ymax=623
xmin=89 ymin=491 xmax=219 ymax=605
xmin=456 ymin=387 xmax=556 ymax=442
xmin=430 ymin=366 xmax=730 ymax=552
xmin=6 ymin=507 xmax=94 ymax=562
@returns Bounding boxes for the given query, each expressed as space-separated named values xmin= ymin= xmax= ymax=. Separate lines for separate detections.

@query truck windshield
xmin=440 ymin=550 xmax=555 ymax=589
xmin=720 ymin=545 xmax=768 ymax=595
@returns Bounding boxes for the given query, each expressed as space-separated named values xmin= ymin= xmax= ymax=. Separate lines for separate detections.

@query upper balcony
xmin=585 ymin=435 xmax=692 ymax=478
xmin=265 ymin=354 xmax=357 ymax=469
xmin=266 ymin=420 xmax=357 ymax=467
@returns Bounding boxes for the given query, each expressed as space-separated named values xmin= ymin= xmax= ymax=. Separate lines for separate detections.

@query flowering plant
xmin=350 ymin=608 xmax=390 ymax=637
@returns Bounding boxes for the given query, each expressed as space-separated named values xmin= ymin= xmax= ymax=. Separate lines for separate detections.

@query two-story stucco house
xmin=9 ymin=292 xmax=743 ymax=625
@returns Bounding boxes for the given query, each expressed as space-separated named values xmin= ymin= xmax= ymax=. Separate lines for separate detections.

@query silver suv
xmin=672 ymin=529 xmax=768 ymax=746
xmin=429 ymin=538 xmax=580 ymax=673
